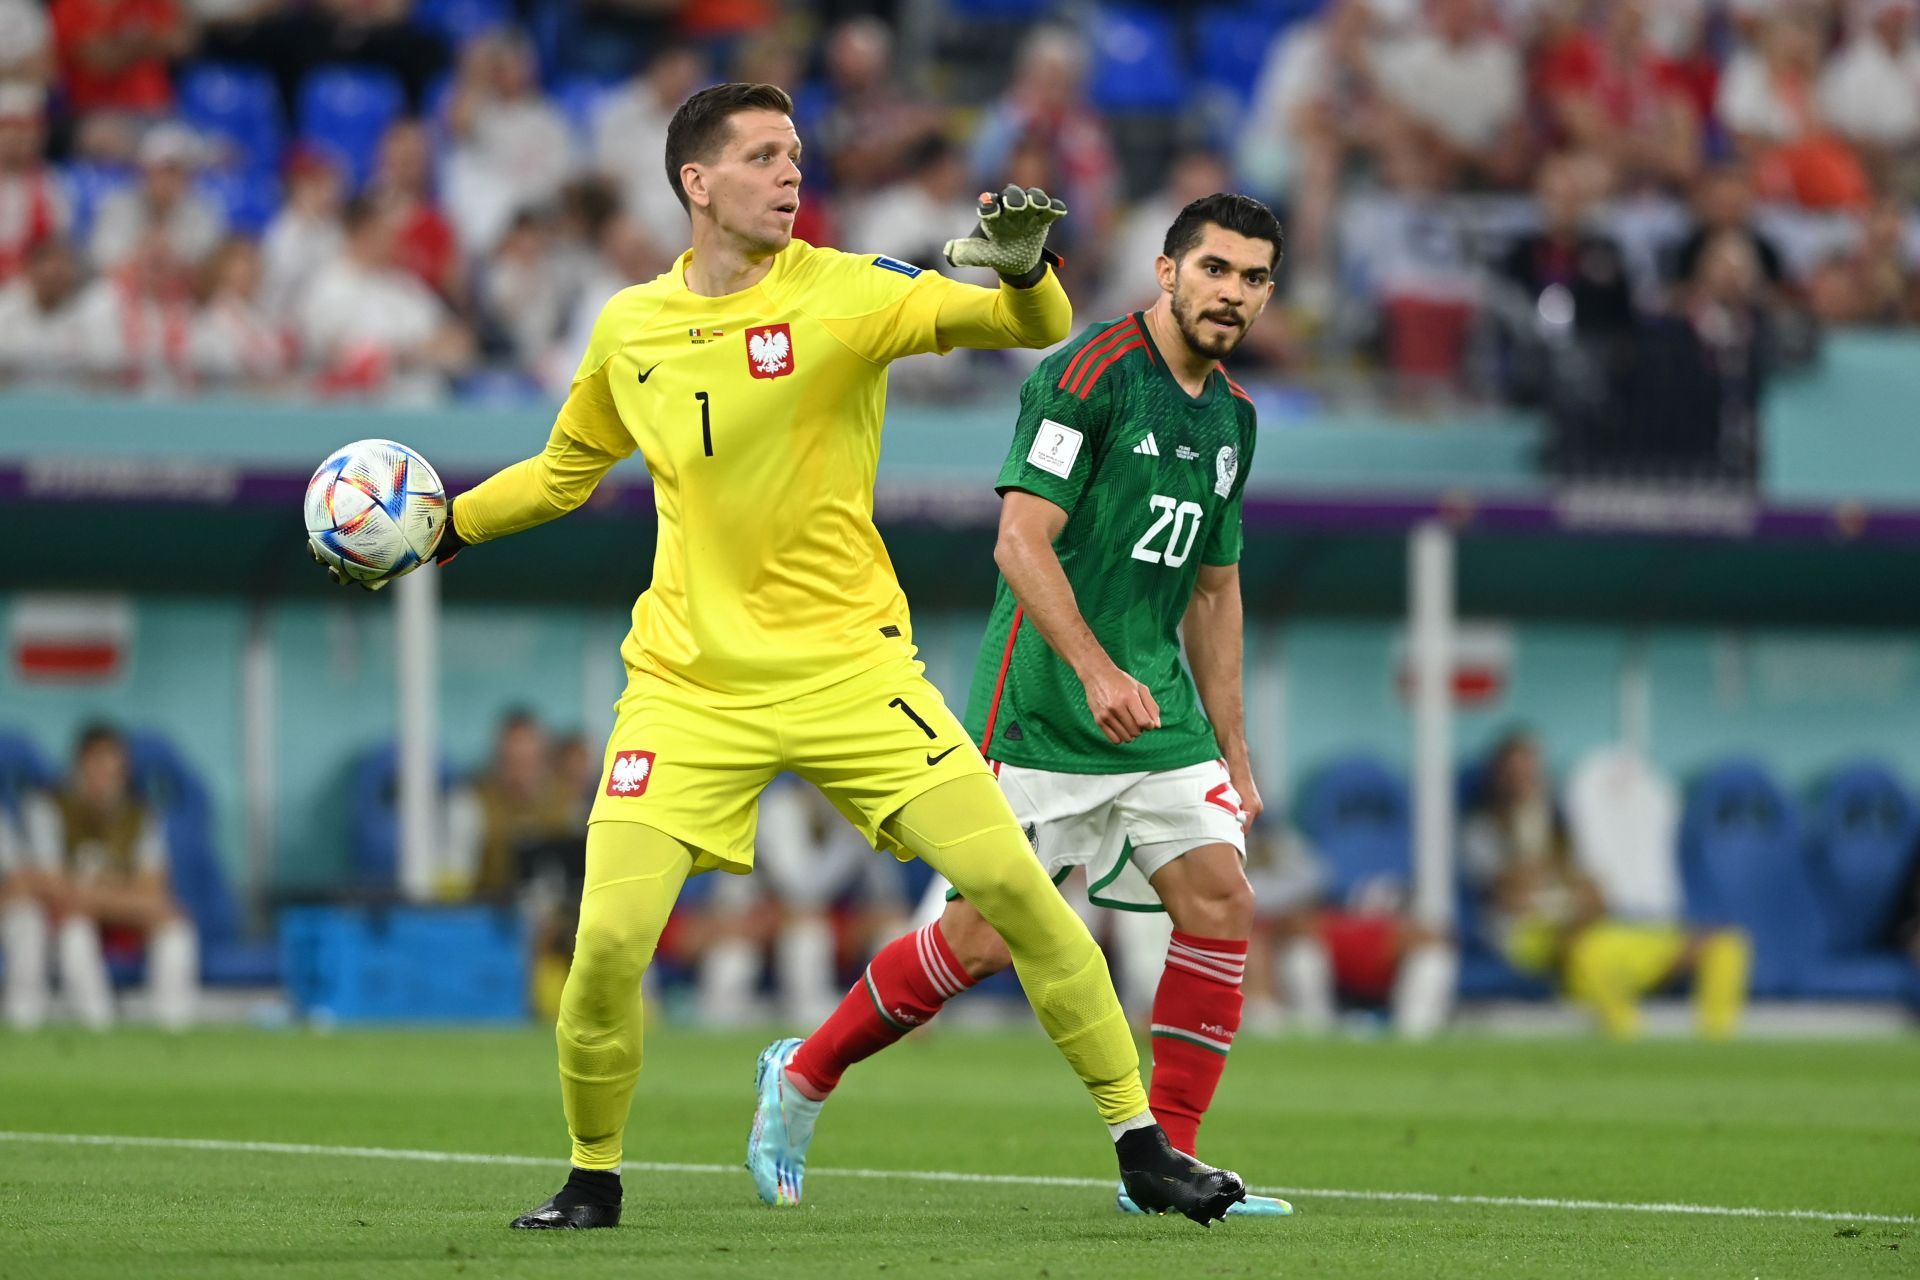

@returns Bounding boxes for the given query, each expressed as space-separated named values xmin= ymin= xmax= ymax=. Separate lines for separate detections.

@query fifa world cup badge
xmin=605 ymin=750 xmax=656 ymax=797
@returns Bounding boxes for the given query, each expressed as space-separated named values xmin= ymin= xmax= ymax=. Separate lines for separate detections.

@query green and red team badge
xmin=745 ymin=323 xmax=794 ymax=379
xmin=606 ymin=750 xmax=655 ymax=796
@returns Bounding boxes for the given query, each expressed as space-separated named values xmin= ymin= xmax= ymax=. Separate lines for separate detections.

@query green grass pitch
xmin=1 ymin=1026 xmax=1915 ymax=1278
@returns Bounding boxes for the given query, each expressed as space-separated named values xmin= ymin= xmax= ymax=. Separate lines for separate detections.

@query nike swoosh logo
xmin=637 ymin=363 xmax=661 ymax=383
xmin=926 ymin=745 xmax=961 ymax=766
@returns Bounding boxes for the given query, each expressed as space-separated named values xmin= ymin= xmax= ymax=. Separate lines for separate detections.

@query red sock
xmin=786 ymin=922 xmax=975 ymax=1096
xmin=1149 ymin=930 xmax=1247 ymax=1156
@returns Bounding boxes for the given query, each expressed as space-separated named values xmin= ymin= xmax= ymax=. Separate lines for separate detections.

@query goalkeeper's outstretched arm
xmin=447 ymin=360 xmax=635 ymax=550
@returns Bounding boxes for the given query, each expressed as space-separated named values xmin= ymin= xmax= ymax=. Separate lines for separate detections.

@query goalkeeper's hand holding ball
xmin=944 ymin=184 xmax=1067 ymax=288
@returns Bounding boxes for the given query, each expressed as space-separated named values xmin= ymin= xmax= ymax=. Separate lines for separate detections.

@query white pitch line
xmin=0 ymin=1130 xmax=1912 ymax=1227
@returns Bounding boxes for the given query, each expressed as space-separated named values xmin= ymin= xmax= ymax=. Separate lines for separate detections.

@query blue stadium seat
xmin=1679 ymin=760 xmax=1815 ymax=996
xmin=1799 ymin=762 xmax=1918 ymax=1000
xmin=1087 ymin=7 xmax=1189 ymax=114
xmin=552 ymin=74 xmax=618 ymax=140
xmin=196 ymin=168 xmax=282 ymax=236
xmin=298 ymin=64 xmax=406 ymax=187
xmin=57 ymin=162 xmax=136 ymax=244
xmin=1194 ymin=9 xmax=1276 ymax=107
xmin=345 ymin=743 xmax=457 ymax=890
xmin=413 ymin=0 xmax=512 ymax=44
xmin=126 ymin=732 xmax=280 ymax=986
xmin=1297 ymin=753 xmax=1409 ymax=908
xmin=944 ymin=0 xmax=1056 ymax=18
xmin=177 ymin=62 xmax=284 ymax=174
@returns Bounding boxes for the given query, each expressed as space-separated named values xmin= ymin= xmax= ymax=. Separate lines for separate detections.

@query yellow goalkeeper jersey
xmin=453 ymin=240 xmax=1071 ymax=705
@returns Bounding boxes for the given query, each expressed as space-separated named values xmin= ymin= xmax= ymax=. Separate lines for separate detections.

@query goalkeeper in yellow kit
xmin=314 ymin=83 xmax=1245 ymax=1229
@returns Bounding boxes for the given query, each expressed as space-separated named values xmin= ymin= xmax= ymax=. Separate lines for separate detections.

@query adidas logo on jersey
xmin=1132 ymin=433 xmax=1161 ymax=457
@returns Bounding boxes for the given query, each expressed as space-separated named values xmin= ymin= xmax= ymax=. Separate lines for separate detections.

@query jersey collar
xmin=1133 ymin=310 xmax=1220 ymax=408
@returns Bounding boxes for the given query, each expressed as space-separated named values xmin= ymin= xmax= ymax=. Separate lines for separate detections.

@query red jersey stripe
xmin=978 ymin=605 xmax=1024 ymax=756
xmin=1056 ymin=316 xmax=1140 ymax=392
xmin=1069 ymin=337 xmax=1147 ymax=399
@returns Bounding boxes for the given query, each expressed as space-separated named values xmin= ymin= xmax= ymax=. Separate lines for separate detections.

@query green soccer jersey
xmin=962 ymin=312 xmax=1257 ymax=775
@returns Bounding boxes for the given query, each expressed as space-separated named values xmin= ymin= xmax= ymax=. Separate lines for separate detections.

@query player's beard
xmin=1169 ymin=282 xmax=1249 ymax=362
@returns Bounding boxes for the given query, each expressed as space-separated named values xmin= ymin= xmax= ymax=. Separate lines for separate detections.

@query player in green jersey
xmin=751 ymin=194 xmax=1293 ymax=1218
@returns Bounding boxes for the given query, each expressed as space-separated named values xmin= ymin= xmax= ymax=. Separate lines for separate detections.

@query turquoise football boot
xmin=1117 ymin=1183 xmax=1294 ymax=1217
xmin=746 ymin=1037 xmax=819 ymax=1207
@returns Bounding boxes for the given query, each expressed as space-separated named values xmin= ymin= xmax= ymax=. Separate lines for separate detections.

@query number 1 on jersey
xmin=694 ymin=391 xmax=713 ymax=456
xmin=888 ymin=697 xmax=938 ymax=740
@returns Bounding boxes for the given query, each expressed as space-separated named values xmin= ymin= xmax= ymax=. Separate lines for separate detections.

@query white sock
xmin=1281 ymin=937 xmax=1336 ymax=1034
xmin=148 ymin=919 xmax=198 ymax=1031
xmin=697 ymin=938 xmax=761 ymax=1026
xmin=775 ymin=916 xmax=836 ymax=1024
xmin=57 ymin=917 xmax=114 ymax=1030
xmin=1107 ymin=1109 xmax=1158 ymax=1142
xmin=2 ymin=899 xmax=50 ymax=1031
xmin=1393 ymin=944 xmax=1457 ymax=1040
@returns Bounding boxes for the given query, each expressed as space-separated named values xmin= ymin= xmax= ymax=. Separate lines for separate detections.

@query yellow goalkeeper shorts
xmin=587 ymin=655 xmax=991 ymax=873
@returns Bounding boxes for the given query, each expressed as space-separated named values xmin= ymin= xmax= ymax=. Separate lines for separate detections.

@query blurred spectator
xmin=1534 ymin=0 xmax=1704 ymax=192
xmin=1238 ymin=0 xmax=1394 ymax=304
xmin=1340 ymin=140 xmax=1481 ymax=393
xmin=591 ymin=42 xmax=704 ymax=260
xmin=0 ymin=0 xmax=53 ymax=86
xmin=1667 ymin=162 xmax=1789 ymax=294
xmin=71 ymin=224 xmax=195 ymax=392
xmin=442 ymin=28 xmax=577 ymax=255
xmin=1818 ymin=0 xmax=1920 ymax=186
xmin=0 ymin=237 xmax=86 ymax=385
xmin=1806 ymin=195 xmax=1920 ymax=325
xmin=1095 ymin=148 xmax=1233 ymax=319
xmin=843 ymin=132 xmax=981 ymax=273
xmin=1494 ymin=151 xmax=1636 ymax=410
xmin=800 ymin=18 xmax=943 ymax=205
xmin=89 ymin=122 xmax=225 ymax=272
xmin=1464 ymin=731 xmax=1750 ymax=1038
xmin=1373 ymin=0 xmax=1529 ymax=191
xmin=1607 ymin=229 xmax=1774 ymax=481
xmin=260 ymin=146 xmax=345 ymax=321
xmin=365 ymin=118 xmax=461 ymax=305
xmin=543 ymin=201 xmax=669 ymax=394
xmin=50 ymin=0 xmax=190 ymax=118
xmin=186 ymin=235 xmax=292 ymax=389
xmin=442 ymin=711 xmax=586 ymax=904
xmin=0 ymin=723 xmax=197 ymax=1031
xmin=970 ymin=26 xmax=1119 ymax=273
xmin=0 ymin=84 xmax=68 ymax=284
xmin=1718 ymin=4 xmax=1873 ymax=209
xmin=1242 ymin=821 xmax=1334 ymax=1035
xmin=299 ymin=193 xmax=473 ymax=403
xmin=478 ymin=206 xmax=566 ymax=366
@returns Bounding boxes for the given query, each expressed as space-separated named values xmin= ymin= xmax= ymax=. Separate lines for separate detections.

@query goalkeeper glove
xmin=310 ymin=496 xmax=466 ymax=591
xmin=944 ymin=184 xmax=1067 ymax=287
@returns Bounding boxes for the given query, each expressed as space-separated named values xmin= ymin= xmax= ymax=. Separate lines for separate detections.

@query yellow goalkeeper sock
xmin=883 ymin=774 xmax=1148 ymax=1126
xmin=1692 ymin=928 xmax=1751 ymax=1040
xmin=556 ymin=821 xmax=693 ymax=1170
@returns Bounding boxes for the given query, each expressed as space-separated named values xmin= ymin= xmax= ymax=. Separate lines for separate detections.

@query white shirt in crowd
xmin=188 ymin=298 xmax=292 ymax=387
xmin=1818 ymin=32 xmax=1920 ymax=148
xmin=0 ymin=0 xmax=48 ymax=70
xmin=259 ymin=207 xmax=345 ymax=323
xmin=0 ymin=276 xmax=85 ymax=384
xmin=69 ymin=275 xmax=193 ymax=394
xmin=0 ymin=167 xmax=68 ymax=277
xmin=1374 ymin=29 xmax=1522 ymax=151
xmin=591 ymin=86 xmax=687 ymax=266
xmin=299 ymin=255 xmax=451 ymax=403
xmin=1716 ymin=48 xmax=1802 ymax=140
xmin=444 ymin=98 xmax=577 ymax=254
xmin=89 ymin=188 xmax=226 ymax=272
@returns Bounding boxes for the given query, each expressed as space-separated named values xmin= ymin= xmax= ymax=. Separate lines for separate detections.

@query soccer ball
xmin=304 ymin=439 xmax=448 ymax=586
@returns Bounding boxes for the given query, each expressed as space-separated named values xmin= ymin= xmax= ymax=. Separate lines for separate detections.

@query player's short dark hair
xmin=1162 ymin=193 xmax=1284 ymax=271
xmin=664 ymin=82 xmax=796 ymax=213
xmin=74 ymin=721 xmax=125 ymax=760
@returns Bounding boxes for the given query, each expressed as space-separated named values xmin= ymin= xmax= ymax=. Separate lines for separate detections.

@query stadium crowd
xmin=0 ymin=0 xmax=1914 ymax=419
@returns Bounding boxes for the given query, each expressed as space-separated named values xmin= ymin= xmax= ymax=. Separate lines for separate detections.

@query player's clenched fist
xmin=1081 ymin=664 xmax=1161 ymax=745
